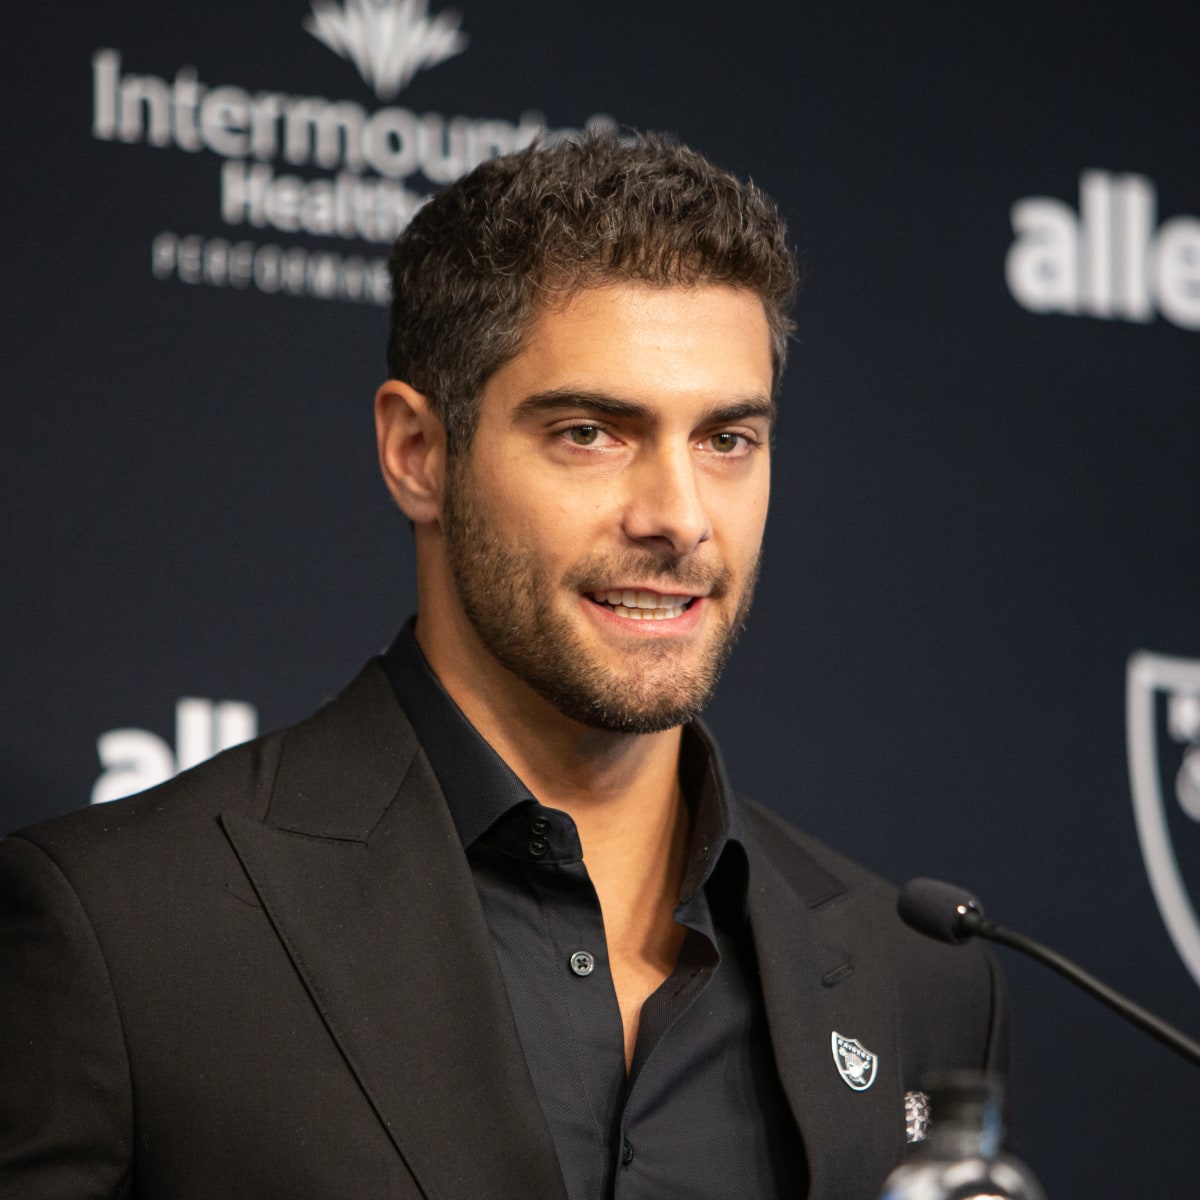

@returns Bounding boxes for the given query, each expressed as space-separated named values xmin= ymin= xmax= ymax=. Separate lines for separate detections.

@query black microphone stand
xmin=959 ymin=908 xmax=1200 ymax=1070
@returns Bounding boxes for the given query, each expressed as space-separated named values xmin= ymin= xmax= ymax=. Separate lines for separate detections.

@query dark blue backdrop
xmin=5 ymin=3 xmax=1199 ymax=1194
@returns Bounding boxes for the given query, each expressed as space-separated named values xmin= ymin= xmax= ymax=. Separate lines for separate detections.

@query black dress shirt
xmin=383 ymin=621 xmax=806 ymax=1199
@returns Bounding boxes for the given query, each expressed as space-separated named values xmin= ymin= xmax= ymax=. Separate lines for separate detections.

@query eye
xmin=566 ymin=425 xmax=601 ymax=446
xmin=704 ymin=430 xmax=761 ymax=456
xmin=554 ymin=424 xmax=614 ymax=448
xmin=551 ymin=421 xmax=619 ymax=452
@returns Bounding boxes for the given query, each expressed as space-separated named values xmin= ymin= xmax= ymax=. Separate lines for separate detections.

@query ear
xmin=375 ymin=380 xmax=446 ymax=525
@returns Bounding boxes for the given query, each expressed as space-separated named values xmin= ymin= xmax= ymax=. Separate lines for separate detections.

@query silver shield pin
xmin=831 ymin=1031 xmax=878 ymax=1091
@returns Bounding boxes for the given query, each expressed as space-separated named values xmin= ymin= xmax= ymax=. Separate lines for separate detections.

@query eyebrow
xmin=510 ymin=387 xmax=777 ymax=427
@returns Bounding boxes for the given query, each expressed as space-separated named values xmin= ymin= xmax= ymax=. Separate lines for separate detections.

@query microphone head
xmin=897 ymin=877 xmax=985 ymax=945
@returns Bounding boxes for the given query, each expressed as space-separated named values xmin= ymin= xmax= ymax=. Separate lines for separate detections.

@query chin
xmin=525 ymin=649 xmax=724 ymax=735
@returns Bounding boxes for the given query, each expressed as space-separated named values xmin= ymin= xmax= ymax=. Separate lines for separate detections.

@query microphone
xmin=898 ymin=877 xmax=1200 ymax=1070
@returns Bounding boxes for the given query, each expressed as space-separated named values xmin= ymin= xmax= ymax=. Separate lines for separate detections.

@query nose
xmin=621 ymin=443 xmax=712 ymax=558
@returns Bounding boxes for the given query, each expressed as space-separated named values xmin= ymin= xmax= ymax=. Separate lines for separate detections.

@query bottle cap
xmin=920 ymin=1070 xmax=1004 ymax=1128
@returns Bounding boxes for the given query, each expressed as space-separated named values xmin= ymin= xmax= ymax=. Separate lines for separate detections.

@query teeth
xmin=596 ymin=589 xmax=691 ymax=610
xmin=610 ymin=605 xmax=684 ymax=620
xmin=592 ymin=589 xmax=692 ymax=620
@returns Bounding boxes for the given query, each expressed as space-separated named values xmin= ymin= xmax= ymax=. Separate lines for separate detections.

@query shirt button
xmin=622 ymin=1138 xmax=635 ymax=1165
xmin=529 ymin=816 xmax=550 ymax=836
xmin=528 ymin=838 xmax=548 ymax=858
xmin=569 ymin=950 xmax=595 ymax=976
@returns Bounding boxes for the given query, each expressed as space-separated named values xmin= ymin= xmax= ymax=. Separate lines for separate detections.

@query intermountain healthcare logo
xmin=91 ymin=2 xmax=612 ymax=306
xmin=305 ymin=0 xmax=467 ymax=100
xmin=1127 ymin=652 xmax=1200 ymax=988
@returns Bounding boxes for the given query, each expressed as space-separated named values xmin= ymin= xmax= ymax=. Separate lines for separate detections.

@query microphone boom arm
xmin=961 ymin=910 xmax=1200 ymax=1069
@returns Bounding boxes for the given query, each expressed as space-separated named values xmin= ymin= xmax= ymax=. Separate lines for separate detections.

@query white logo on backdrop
xmin=305 ymin=0 xmax=467 ymax=99
xmin=90 ymin=4 xmax=612 ymax=306
xmin=91 ymin=698 xmax=258 ymax=805
xmin=1006 ymin=171 xmax=1200 ymax=331
xmin=1127 ymin=652 xmax=1200 ymax=989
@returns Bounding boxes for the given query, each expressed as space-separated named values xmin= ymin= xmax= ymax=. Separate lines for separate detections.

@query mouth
xmin=586 ymin=588 xmax=698 ymax=621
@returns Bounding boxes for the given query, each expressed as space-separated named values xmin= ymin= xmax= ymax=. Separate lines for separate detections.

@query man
xmin=0 ymin=134 xmax=1005 ymax=1199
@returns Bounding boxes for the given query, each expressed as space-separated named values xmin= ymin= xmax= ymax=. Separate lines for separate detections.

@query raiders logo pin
xmin=831 ymin=1031 xmax=878 ymax=1091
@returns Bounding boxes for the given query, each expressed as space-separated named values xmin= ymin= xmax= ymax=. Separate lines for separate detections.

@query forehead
xmin=481 ymin=282 xmax=774 ymax=415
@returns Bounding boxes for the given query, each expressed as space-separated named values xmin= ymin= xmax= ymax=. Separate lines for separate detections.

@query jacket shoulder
xmin=12 ymin=716 xmax=283 ymax=864
xmin=739 ymin=794 xmax=894 ymax=897
xmin=7 ymin=659 xmax=403 ymax=882
xmin=740 ymin=795 xmax=1009 ymax=1078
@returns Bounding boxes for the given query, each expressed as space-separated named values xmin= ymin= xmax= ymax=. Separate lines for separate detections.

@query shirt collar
xmin=381 ymin=617 xmax=747 ymax=911
xmin=382 ymin=618 xmax=534 ymax=848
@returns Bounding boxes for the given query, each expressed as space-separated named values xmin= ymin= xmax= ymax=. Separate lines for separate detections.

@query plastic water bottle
xmin=879 ymin=1072 xmax=1045 ymax=1200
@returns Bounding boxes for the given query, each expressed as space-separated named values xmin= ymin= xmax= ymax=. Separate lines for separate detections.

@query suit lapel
xmin=221 ymin=664 xmax=565 ymax=1200
xmin=744 ymin=817 xmax=905 ymax=1199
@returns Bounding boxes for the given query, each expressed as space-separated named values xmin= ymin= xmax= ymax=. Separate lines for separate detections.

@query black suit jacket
xmin=0 ymin=661 xmax=1006 ymax=1199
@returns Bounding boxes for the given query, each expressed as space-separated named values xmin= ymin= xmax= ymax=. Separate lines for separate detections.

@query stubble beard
xmin=441 ymin=456 xmax=759 ymax=735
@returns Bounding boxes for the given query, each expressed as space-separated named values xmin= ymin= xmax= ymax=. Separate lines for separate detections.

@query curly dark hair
xmin=386 ymin=131 xmax=799 ymax=453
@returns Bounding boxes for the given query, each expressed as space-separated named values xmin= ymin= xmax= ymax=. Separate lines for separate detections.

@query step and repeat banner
xmin=5 ymin=2 xmax=1198 ymax=1194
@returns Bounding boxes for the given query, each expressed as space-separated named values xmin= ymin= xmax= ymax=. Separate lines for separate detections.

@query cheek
xmin=753 ymin=465 xmax=772 ymax=538
xmin=717 ymin=472 xmax=770 ymax=553
xmin=741 ymin=508 xmax=770 ymax=565
xmin=518 ymin=471 xmax=617 ymax=532
xmin=496 ymin=483 xmax=600 ymax=561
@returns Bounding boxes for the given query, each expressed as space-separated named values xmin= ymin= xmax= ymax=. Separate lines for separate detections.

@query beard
xmin=441 ymin=456 xmax=759 ymax=734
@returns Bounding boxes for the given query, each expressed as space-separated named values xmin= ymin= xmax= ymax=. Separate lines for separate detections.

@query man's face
xmin=441 ymin=282 xmax=774 ymax=734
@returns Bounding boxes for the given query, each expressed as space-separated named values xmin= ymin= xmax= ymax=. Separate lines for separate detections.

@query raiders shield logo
xmin=831 ymin=1032 xmax=878 ymax=1091
xmin=1127 ymin=652 xmax=1200 ymax=989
